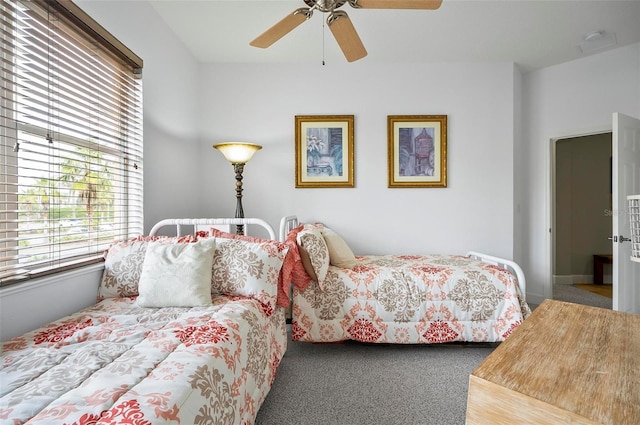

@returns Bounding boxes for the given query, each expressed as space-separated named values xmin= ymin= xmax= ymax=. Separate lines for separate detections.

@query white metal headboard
xmin=149 ymin=218 xmax=276 ymax=240
xmin=279 ymin=215 xmax=299 ymax=242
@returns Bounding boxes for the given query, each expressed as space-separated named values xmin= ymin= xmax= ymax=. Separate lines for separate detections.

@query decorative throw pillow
xmin=208 ymin=227 xmax=292 ymax=308
xmin=99 ymin=239 xmax=147 ymax=299
xmin=136 ymin=238 xmax=216 ymax=307
xmin=296 ymin=224 xmax=330 ymax=289
xmin=211 ymin=230 xmax=289 ymax=314
xmin=297 ymin=244 xmax=318 ymax=282
xmin=321 ymin=226 xmax=357 ymax=269
xmin=283 ymin=225 xmax=312 ymax=291
xmin=98 ymin=234 xmax=197 ymax=299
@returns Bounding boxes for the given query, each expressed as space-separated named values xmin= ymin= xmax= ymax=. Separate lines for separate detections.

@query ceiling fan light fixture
xmin=305 ymin=0 xmax=347 ymax=13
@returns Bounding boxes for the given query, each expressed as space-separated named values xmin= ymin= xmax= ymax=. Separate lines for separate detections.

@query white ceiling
xmin=149 ymin=0 xmax=640 ymax=72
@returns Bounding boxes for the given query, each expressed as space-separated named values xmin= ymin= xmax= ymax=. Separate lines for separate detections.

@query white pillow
xmin=98 ymin=234 xmax=198 ymax=299
xmin=137 ymin=238 xmax=216 ymax=307
xmin=321 ymin=226 xmax=356 ymax=269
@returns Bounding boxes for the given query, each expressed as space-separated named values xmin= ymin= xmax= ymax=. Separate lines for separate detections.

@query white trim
xmin=553 ymin=275 xmax=575 ymax=285
xmin=553 ymin=274 xmax=600 ymax=285
xmin=548 ymin=125 xmax=612 ymax=301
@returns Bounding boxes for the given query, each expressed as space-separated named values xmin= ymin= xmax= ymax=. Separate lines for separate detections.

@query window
xmin=1 ymin=0 xmax=143 ymax=285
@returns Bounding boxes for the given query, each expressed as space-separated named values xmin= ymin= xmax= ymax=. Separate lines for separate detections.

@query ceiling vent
xmin=578 ymin=30 xmax=617 ymax=54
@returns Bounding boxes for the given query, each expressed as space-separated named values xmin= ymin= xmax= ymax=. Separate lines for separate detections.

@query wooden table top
xmin=471 ymin=299 xmax=640 ymax=424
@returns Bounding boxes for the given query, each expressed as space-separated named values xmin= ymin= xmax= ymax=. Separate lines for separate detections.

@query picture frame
xmin=387 ymin=115 xmax=448 ymax=188
xmin=295 ymin=115 xmax=354 ymax=188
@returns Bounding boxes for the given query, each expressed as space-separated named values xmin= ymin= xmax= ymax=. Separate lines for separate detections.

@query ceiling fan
xmin=250 ymin=0 xmax=443 ymax=62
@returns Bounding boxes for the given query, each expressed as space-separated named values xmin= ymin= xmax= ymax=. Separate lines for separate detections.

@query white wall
xmin=1 ymin=1 xmax=200 ymax=342
xmin=5 ymin=3 xmax=638 ymax=340
xmin=198 ymin=62 xmax=518 ymax=258
xmin=520 ymin=42 xmax=640 ymax=304
xmin=0 ymin=265 xmax=104 ymax=341
xmin=77 ymin=0 xmax=202 ymax=232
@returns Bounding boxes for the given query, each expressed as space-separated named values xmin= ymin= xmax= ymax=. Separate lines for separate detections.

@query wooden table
xmin=466 ymin=300 xmax=640 ymax=424
xmin=593 ymin=254 xmax=612 ymax=284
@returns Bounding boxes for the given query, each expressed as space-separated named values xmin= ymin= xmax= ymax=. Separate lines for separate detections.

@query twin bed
xmin=1 ymin=215 xmax=530 ymax=424
xmin=1 ymin=218 xmax=288 ymax=425
xmin=279 ymin=216 xmax=530 ymax=344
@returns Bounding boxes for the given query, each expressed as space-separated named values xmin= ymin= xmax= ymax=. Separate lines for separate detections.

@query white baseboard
xmin=553 ymin=275 xmax=577 ymax=285
xmin=553 ymin=274 xmax=612 ymax=285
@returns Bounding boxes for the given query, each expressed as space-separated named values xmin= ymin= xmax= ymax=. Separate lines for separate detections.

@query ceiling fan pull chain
xmin=322 ymin=12 xmax=326 ymax=65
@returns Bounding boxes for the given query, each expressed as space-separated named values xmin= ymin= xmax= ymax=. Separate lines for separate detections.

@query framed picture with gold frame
xmin=387 ymin=115 xmax=447 ymax=188
xmin=295 ymin=115 xmax=354 ymax=188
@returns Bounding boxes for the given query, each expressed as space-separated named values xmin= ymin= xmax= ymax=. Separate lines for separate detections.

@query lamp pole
xmin=234 ymin=163 xmax=246 ymax=235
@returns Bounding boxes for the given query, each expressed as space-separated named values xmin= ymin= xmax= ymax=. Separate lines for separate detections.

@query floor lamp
xmin=213 ymin=142 xmax=262 ymax=235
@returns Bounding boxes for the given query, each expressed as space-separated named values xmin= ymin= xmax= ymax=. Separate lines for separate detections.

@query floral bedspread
xmin=1 ymin=296 xmax=287 ymax=425
xmin=292 ymin=255 xmax=531 ymax=343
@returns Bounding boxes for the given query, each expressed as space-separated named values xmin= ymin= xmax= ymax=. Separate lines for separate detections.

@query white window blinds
xmin=1 ymin=0 xmax=143 ymax=285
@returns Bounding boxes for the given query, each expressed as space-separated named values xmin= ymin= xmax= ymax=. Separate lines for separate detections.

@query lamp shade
xmin=213 ymin=142 xmax=262 ymax=164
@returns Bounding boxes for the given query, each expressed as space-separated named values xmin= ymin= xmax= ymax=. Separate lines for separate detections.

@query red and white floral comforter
xmin=292 ymin=254 xmax=530 ymax=344
xmin=1 ymin=296 xmax=287 ymax=425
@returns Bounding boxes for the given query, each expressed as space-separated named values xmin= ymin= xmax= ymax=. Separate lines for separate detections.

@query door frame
xmin=548 ymin=125 xmax=611 ymax=300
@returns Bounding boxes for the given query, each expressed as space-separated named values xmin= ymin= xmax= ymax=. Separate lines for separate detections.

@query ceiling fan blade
xmin=250 ymin=8 xmax=312 ymax=48
xmin=350 ymin=0 xmax=442 ymax=9
xmin=327 ymin=11 xmax=367 ymax=62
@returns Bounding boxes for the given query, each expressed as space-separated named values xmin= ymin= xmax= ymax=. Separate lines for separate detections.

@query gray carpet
xmin=255 ymin=286 xmax=608 ymax=425
xmin=255 ymin=334 xmax=495 ymax=425
xmin=553 ymin=284 xmax=612 ymax=309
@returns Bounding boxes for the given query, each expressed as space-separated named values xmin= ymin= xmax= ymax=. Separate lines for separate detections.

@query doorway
xmin=552 ymin=132 xmax=613 ymax=309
